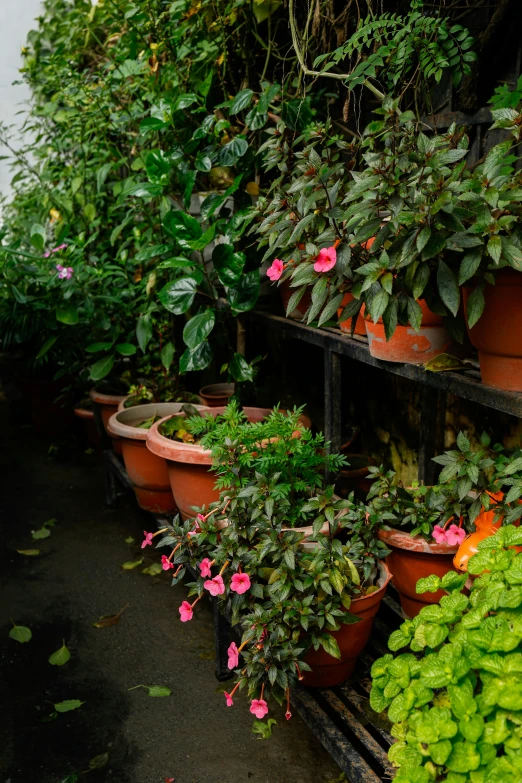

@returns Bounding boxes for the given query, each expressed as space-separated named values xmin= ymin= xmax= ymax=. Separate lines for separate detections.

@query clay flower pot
xmin=146 ymin=406 xmax=311 ymax=520
xmin=378 ymin=527 xmax=458 ymax=617
xmin=303 ymin=561 xmax=391 ymax=687
xmin=338 ymin=293 xmax=366 ymax=336
xmin=464 ymin=269 xmax=522 ymax=391
xmin=365 ymin=300 xmax=450 ymax=364
xmin=199 ymin=383 xmax=235 ymax=407
xmin=74 ymin=403 xmax=101 ymax=448
xmin=336 ymin=453 xmax=376 ymax=497
xmin=108 ymin=403 xmax=205 ymax=514
xmin=89 ymin=387 xmax=127 ymax=454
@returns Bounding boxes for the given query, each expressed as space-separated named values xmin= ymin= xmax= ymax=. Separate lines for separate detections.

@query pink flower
xmin=432 ymin=525 xmax=447 ymax=544
xmin=230 ymin=572 xmax=251 ymax=595
xmin=314 ymin=246 xmax=337 ymax=273
xmin=141 ymin=531 xmax=153 ymax=549
xmin=204 ymin=574 xmax=225 ymax=596
xmin=250 ymin=699 xmax=269 ymax=719
xmin=224 ymin=691 xmax=234 ymax=707
xmin=178 ymin=601 xmax=193 ymax=622
xmin=267 ymin=259 xmax=284 ymax=281
xmin=161 ymin=555 xmax=174 ymax=571
xmin=285 ymin=710 xmax=292 ymax=721
xmin=446 ymin=524 xmax=466 ymax=546
xmin=44 ymin=244 xmax=68 ymax=258
xmin=56 ymin=264 xmax=73 ymax=280
xmin=199 ymin=558 xmax=212 ymax=578
xmin=227 ymin=642 xmax=239 ymax=670
xmin=197 ymin=513 xmax=205 ymax=522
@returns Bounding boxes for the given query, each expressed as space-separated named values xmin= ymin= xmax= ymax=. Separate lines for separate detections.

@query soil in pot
xmin=146 ymin=406 xmax=310 ymax=520
xmin=303 ymin=562 xmax=391 ymax=687
xmin=108 ymin=402 xmax=206 ymax=514
xmin=89 ymin=386 xmax=127 ymax=454
xmin=198 ymin=383 xmax=235 ymax=407
xmin=378 ymin=527 xmax=457 ymax=617
xmin=464 ymin=269 xmax=522 ymax=391
xmin=365 ymin=300 xmax=450 ymax=364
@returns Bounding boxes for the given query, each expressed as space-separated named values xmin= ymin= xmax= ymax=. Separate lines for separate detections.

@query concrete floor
xmin=0 ymin=392 xmax=343 ymax=783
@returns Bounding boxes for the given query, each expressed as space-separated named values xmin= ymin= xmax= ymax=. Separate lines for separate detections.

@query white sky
xmin=0 ymin=1 xmax=43 ymax=201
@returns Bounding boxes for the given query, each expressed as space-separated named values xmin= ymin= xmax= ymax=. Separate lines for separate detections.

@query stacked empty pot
xmin=108 ymin=402 xmax=206 ymax=514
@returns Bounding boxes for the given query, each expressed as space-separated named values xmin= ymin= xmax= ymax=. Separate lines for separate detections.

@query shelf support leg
xmin=418 ymin=386 xmax=446 ymax=485
xmin=324 ymin=349 xmax=342 ymax=456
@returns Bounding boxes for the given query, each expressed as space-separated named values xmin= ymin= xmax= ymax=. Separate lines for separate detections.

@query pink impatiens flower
xmin=141 ymin=531 xmax=153 ymax=549
xmin=178 ymin=601 xmax=193 ymax=622
xmin=224 ymin=691 xmax=234 ymax=707
xmin=56 ymin=263 xmax=73 ymax=280
xmin=446 ymin=524 xmax=466 ymax=546
xmin=161 ymin=555 xmax=174 ymax=571
xmin=267 ymin=259 xmax=284 ymax=281
xmin=199 ymin=558 xmax=213 ymax=578
xmin=285 ymin=710 xmax=292 ymax=721
xmin=432 ymin=525 xmax=447 ymax=544
xmin=204 ymin=574 xmax=225 ymax=596
xmin=250 ymin=699 xmax=269 ymax=719
xmin=227 ymin=642 xmax=239 ymax=670
xmin=313 ymin=246 xmax=337 ymax=273
xmin=230 ymin=572 xmax=251 ymax=595
xmin=44 ymin=243 xmax=68 ymax=258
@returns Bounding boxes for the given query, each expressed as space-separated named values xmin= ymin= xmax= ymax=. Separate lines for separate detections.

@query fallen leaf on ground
xmin=9 ymin=621 xmax=32 ymax=643
xmin=124 ymin=536 xmax=135 ymax=544
xmin=128 ymin=684 xmax=171 ymax=697
xmin=252 ymin=718 xmax=277 ymax=739
xmin=54 ymin=699 xmax=84 ymax=713
xmin=121 ymin=558 xmax=144 ymax=570
xmin=423 ymin=353 xmax=468 ymax=372
xmin=93 ymin=603 xmax=129 ymax=628
xmin=88 ymin=752 xmax=109 ymax=770
xmin=142 ymin=562 xmax=162 ymax=576
xmin=32 ymin=526 xmax=51 ymax=540
xmin=17 ymin=549 xmax=40 ymax=556
xmin=49 ymin=641 xmax=71 ymax=666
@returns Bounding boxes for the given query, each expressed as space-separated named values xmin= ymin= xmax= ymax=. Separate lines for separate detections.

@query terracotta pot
xmin=338 ymin=293 xmax=366 ymax=336
xmin=89 ymin=387 xmax=127 ymax=454
xmin=336 ymin=453 xmax=375 ymax=498
xmin=199 ymin=383 xmax=235 ymax=407
xmin=74 ymin=404 xmax=101 ymax=447
xmin=464 ymin=269 xmax=522 ymax=391
xmin=365 ymin=300 xmax=450 ymax=364
xmin=279 ymin=278 xmax=312 ymax=320
xmin=108 ymin=402 xmax=206 ymax=514
xmin=146 ymin=406 xmax=311 ymax=520
xmin=303 ymin=562 xmax=391 ymax=687
xmin=378 ymin=527 xmax=458 ymax=617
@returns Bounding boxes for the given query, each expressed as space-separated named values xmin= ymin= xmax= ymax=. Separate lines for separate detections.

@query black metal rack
xmin=245 ymin=311 xmax=522 ymax=485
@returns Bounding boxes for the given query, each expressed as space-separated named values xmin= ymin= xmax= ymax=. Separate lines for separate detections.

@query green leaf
xmin=459 ymin=250 xmax=482 ymax=285
xmin=30 ymin=223 xmax=46 ymax=250
xmin=83 ymin=204 xmax=96 ymax=222
xmin=320 ymin=634 xmax=341 ymax=660
xmin=136 ymin=315 xmax=153 ymax=353
xmin=229 ymin=271 xmax=259 ymax=313
xmin=121 ymin=558 xmax=144 ymax=570
xmin=85 ymin=341 xmax=113 ymax=353
xmin=417 ymin=575 xmax=441 ymax=593
xmin=446 ymin=741 xmax=481 ymax=773
xmin=230 ymin=89 xmax=254 ymax=114
xmin=134 ymin=244 xmax=171 ymax=262
xmin=9 ymin=623 xmax=32 ymax=643
xmin=54 ymin=700 xmax=84 ymax=713
xmin=437 ymin=259 xmax=460 ymax=316
xmin=195 ymin=153 xmax=212 ymax=173
xmin=140 ymin=117 xmax=169 ymax=135
xmin=115 ymin=343 xmax=137 ymax=356
xmin=32 ymin=525 xmax=51 ymax=540
xmin=49 ymin=641 xmax=71 ymax=666
xmin=56 ymin=304 xmax=79 ymax=325
xmin=229 ymin=353 xmax=254 ymax=382
xmin=89 ymin=355 xmax=115 ymax=382
xmin=212 ymin=244 xmax=246 ymax=287
xmin=180 ymin=341 xmax=212 ymax=373
xmin=219 ymin=137 xmax=248 ymax=166
xmin=127 ymin=182 xmax=163 ymax=199
xmin=145 ymin=149 xmax=171 ymax=185
xmin=160 ymin=341 xmax=175 ymax=371
xmin=36 ymin=335 xmax=58 ymax=360
xmin=146 ymin=685 xmax=171 ymax=697
xmin=158 ymin=277 xmax=198 ymax=315
xmin=163 ymin=210 xmax=202 ymax=240
xmin=174 ymin=93 xmax=199 ymax=111
xmin=487 ymin=235 xmax=502 ymax=264
xmin=142 ymin=562 xmax=162 ymax=576
xmin=466 ymin=285 xmax=485 ymax=328
xmin=88 ymin=752 xmax=109 ymax=770
xmin=183 ymin=311 xmax=215 ymax=349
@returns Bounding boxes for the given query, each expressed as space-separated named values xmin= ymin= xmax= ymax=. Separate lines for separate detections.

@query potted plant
xmin=145 ymin=409 xmax=390 ymax=716
xmin=370 ymin=525 xmax=522 ymax=783
xmin=107 ymin=402 xmax=207 ymax=513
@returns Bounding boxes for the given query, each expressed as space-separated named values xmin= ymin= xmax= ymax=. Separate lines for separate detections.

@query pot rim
xmin=146 ymin=406 xmax=312 ymax=465
xmin=199 ymin=382 xmax=235 ymax=400
xmin=378 ymin=525 xmax=459 ymax=554
xmin=350 ymin=560 xmax=391 ymax=608
xmin=89 ymin=387 xmax=127 ymax=407
xmin=74 ymin=406 xmax=94 ymax=420
xmin=108 ymin=402 xmax=208 ymax=441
